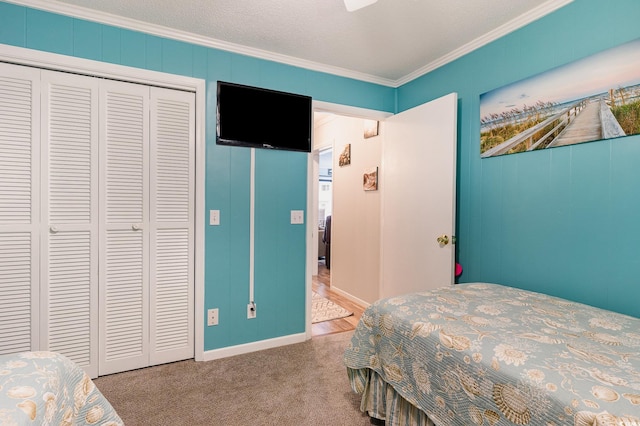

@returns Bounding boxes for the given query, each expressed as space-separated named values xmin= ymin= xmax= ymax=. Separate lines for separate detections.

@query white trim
xmin=4 ymin=0 xmax=395 ymax=87
xmin=309 ymin=150 xmax=319 ymax=277
xmin=5 ymin=0 xmax=572 ymax=88
xmin=194 ymin=76 xmax=206 ymax=362
xmin=0 ymin=43 xmax=207 ymax=364
xmin=313 ymin=100 xmax=393 ymax=121
xmin=313 ymin=112 xmax=338 ymax=129
xmin=0 ymin=43 xmax=198 ymax=91
xmin=202 ymin=333 xmax=307 ymax=361
xmin=331 ymin=286 xmax=371 ymax=310
xmin=305 ymin=150 xmax=315 ymax=339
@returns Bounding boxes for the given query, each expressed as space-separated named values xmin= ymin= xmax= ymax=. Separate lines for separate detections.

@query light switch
xmin=290 ymin=210 xmax=304 ymax=224
xmin=210 ymin=210 xmax=220 ymax=225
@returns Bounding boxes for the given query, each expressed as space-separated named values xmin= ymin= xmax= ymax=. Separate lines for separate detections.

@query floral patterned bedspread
xmin=344 ymin=283 xmax=640 ymax=425
xmin=0 ymin=351 xmax=123 ymax=425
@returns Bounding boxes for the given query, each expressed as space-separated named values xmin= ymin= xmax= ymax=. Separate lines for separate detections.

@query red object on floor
xmin=455 ymin=263 xmax=463 ymax=277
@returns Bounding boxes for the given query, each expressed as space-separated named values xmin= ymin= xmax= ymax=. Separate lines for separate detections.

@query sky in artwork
xmin=480 ymin=38 xmax=640 ymax=119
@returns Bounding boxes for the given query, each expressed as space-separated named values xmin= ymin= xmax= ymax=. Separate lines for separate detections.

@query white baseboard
xmin=201 ymin=333 xmax=308 ymax=362
xmin=331 ymin=286 xmax=371 ymax=309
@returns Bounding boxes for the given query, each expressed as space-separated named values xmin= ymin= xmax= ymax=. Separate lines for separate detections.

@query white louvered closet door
xmin=0 ymin=63 xmax=40 ymax=355
xmin=40 ymin=70 xmax=99 ymax=378
xmin=149 ymin=87 xmax=194 ymax=365
xmin=99 ymin=81 xmax=150 ymax=376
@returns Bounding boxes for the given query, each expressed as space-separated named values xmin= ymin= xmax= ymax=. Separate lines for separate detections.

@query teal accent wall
xmin=0 ymin=1 xmax=395 ymax=351
xmin=397 ymin=0 xmax=640 ymax=318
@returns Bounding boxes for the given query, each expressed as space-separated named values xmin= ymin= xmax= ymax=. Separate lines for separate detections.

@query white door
xmin=0 ymin=62 xmax=40 ymax=355
xmin=380 ymin=93 xmax=458 ymax=299
xmin=40 ymin=70 xmax=100 ymax=378
xmin=149 ymin=87 xmax=195 ymax=366
xmin=99 ymin=80 xmax=150 ymax=375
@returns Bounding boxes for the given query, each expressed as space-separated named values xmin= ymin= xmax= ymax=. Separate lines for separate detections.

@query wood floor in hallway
xmin=312 ymin=262 xmax=366 ymax=337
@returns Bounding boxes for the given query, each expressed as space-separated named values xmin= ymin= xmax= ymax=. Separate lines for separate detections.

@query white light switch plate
xmin=210 ymin=210 xmax=220 ymax=225
xmin=290 ymin=210 xmax=304 ymax=224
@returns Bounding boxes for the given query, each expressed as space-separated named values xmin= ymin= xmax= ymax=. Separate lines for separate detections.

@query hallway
xmin=311 ymin=261 xmax=365 ymax=337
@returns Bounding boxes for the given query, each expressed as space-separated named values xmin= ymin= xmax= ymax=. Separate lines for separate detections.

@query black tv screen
xmin=216 ymin=81 xmax=312 ymax=152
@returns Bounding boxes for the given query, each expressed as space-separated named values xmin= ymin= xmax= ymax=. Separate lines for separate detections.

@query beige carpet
xmin=93 ymin=332 xmax=369 ymax=425
xmin=312 ymin=291 xmax=353 ymax=323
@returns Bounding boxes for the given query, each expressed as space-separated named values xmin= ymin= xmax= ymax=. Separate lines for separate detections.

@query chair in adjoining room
xmin=323 ymin=215 xmax=331 ymax=269
xmin=318 ymin=228 xmax=326 ymax=260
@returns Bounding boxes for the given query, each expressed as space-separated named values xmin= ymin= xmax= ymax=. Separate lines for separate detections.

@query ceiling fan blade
xmin=343 ymin=0 xmax=378 ymax=12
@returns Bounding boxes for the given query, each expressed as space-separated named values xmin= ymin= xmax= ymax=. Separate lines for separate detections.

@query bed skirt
xmin=348 ymin=367 xmax=437 ymax=426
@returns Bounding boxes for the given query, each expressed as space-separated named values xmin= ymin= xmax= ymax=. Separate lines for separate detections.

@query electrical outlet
xmin=208 ymin=308 xmax=219 ymax=326
xmin=247 ymin=302 xmax=256 ymax=319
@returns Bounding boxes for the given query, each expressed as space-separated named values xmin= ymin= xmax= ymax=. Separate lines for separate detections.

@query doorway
xmin=312 ymin=147 xmax=340 ymax=337
xmin=307 ymin=96 xmax=458 ymax=337
xmin=313 ymin=144 xmax=357 ymax=338
xmin=310 ymin=108 xmax=387 ymax=337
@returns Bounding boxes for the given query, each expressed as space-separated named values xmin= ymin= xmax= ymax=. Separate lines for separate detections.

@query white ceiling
xmin=13 ymin=0 xmax=572 ymax=86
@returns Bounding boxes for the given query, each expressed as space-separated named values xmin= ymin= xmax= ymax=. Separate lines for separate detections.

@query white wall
xmin=314 ymin=114 xmax=381 ymax=304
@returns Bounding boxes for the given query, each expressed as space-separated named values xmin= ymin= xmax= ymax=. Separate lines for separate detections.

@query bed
xmin=0 ymin=351 xmax=123 ymax=425
xmin=344 ymin=283 xmax=640 ymax=425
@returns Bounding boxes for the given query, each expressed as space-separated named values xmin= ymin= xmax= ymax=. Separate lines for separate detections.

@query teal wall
xmin=398 ymin=0 xmax=640 ymax=318
xmin=0 ymin=1 xmax=395 ymax=351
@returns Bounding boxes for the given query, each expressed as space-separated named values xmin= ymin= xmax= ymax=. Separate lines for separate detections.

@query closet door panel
xmin=99 ymin=80 xmax=150 ymax=375
xmin=0 ymin=63 xmax=40 ymax=355
xmin=40 ymin=70 xmax=99 ymax=377
xmin=149 ymin=87 xmax=194 ymax=365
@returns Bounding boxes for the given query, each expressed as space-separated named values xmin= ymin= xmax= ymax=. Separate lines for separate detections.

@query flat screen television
xmin=216 ymin=81 xmax=312 ymax=152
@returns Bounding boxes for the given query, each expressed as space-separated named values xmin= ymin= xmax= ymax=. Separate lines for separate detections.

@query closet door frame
xmin=0 ymin=44 xmax=207 ymax=363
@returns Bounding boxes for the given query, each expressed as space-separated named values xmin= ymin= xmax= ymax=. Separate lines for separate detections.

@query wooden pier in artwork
xmin=548 ymin=99 xmax=625 ymax=147
xmin=481 ymin=98 xmax=626 ymax=158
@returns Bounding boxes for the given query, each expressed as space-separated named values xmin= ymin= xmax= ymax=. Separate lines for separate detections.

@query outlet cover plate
xmin=207 ymin=308 xmax=219 ymax=326
xmin=247 ymin=303 xmax=256 ymax=319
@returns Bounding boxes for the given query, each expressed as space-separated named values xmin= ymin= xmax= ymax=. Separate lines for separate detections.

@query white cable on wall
xmin=249 ymin=148 xmax=255 ymax=306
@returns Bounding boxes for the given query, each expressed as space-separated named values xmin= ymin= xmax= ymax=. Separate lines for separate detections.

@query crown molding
xmin=395 ymin=0 xmax=574 ymax=86
xmin=5 ymin=0 xmax=397 ymax=86
xmin=5 ymin=0 xmax=572 ymax=88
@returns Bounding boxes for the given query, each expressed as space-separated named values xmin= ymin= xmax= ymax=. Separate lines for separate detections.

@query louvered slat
xmin=0 ymin=75 xmax=33 ymax=224
xmin=48 ymin=84 xmax=93 ymax=224
xmin=154 ymin=229 xmax=190 ymax=350
xmin=106 ymin=91 xmax=145 ymax=223
xmin=47 ymin=231 xmax=92 ymax=366
xmin=155 ymin=99 xmax=191 ymax=222
xmin=104 ymin=230 xmax=145 ymax=360
xmin=0 ymin=63 xmax=39 ymax=356
xmin=0 ymin=233 xmax=32 ymax=354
